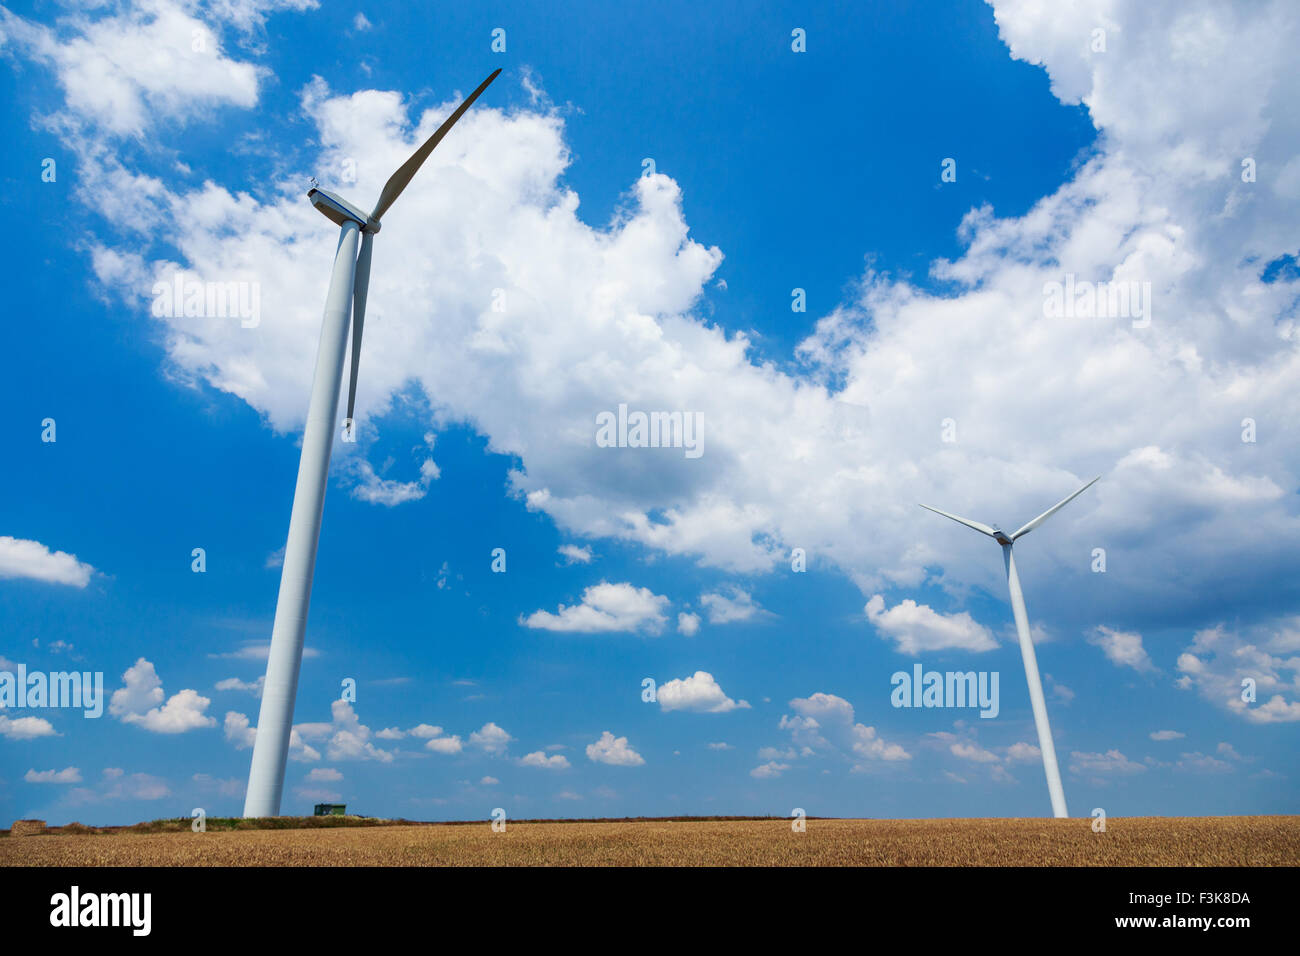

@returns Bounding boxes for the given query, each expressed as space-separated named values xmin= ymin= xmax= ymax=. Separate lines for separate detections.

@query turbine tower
xmin=919 ymin=475 xmax=1100 ymax=819
xmin=243 ymin=69 xmax=502 ymax=817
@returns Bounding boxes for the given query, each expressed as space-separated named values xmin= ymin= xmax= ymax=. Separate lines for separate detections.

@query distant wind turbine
xmin=919 ymin=475 xmax=1100 ymax=819
xmin=243 ymin=69 xmax=502 ymax=817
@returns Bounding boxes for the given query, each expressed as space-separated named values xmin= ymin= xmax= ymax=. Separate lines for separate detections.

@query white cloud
xmin=677 ymin=612 xmax=701 ymax=636
xmin=0 ymin=536 xmax=94 ymax=587
xmin=223 ymin=709 xmax=324 ymax=762
xmin=6 ymin=0 xmax=1300 ymax=659
xmin=1005 ymin=741 xmax=1041 ymax=763
xmin=1069 ymin=749 xmax=1146 ymax=776
xmin=109 ymin=658 xmax=216 ymax=733
xmin=1176 ymin=620 xmax=1300 ymax=723
xmin=706 ymin=741 xmax=732 ymax=750
xmin=468 ymin=721 xmax=512 ymax=754
xmin=950 ymin=741 xmax=1001 ymax=764
xmin=865 ymin=595 xmax=997 ymax=655
xmin=351 ymin=11 xmax=372 ymax=32
xmin=699 ymin=587 xmax=768 ymax=625
xmin=522 ymin=582 xmax=670 ymax=634
xmin=778 ymin=692 xmax=910 ymax=765
xmin=25 ymin=766 xmax=81 ymax=783
xmin=223 ymin=710 xmax=258 ymax=749
xmin=425 ymin=735 xmax=463 ymax=755
xmin=1217 ymin=742 xmax=1245 ymax=761
xmin=585 ymin=731 xmax=645 ymax=766
xmin=749 ymin=761 xmax=789 ymax=779
xmin=518 ymin=751 xmax=570 ymax=770
xmin=479 ymin=775 xmax=499 ymax=785
xmin=215 ymin=675 xmax=264 ymax=696
xmin=0 ymin=1 xmax=266 ymax=136
xmin=306 ymin=767 xmax=342 ymax=782
xmin=1089 ymin=626 xmax=1156 ymax=672
xmin=655 ymin=671 xmax=750 ymax=713
xmin=1177 ymin=751 xmax=1234 ymax=774
xmin=1149 ymin=729 xmax=1185 ymax=741
xmin=407 ymin=723 xmax=445 ymax=739
xmin=347 ymin=456 xmax=439 ymax=506
xmin=0 ymin=715 xmax=59 ymax=739
xmin=320 ymin=699 xmax=394 ymax=762
xmin=557 ymin=544 xmax=592 ymax=564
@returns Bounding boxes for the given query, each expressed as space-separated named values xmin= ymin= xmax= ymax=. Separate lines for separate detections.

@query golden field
xmin=1 ymin=815 xmax=1296 ymax=866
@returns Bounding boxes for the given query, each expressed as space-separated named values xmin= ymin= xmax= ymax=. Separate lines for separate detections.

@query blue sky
xmin=1 ymin=0 xmax=1297 ymax=825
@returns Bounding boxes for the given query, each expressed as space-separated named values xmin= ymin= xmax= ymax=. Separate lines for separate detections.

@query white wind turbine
xmin=919 ymin=475 xmax=1100 ymax=819
xmin=243 ymin=69 xmax=502 ymax=817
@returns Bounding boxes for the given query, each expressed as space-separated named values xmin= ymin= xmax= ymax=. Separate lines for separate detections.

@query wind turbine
xmin=918 ymin=475 xmax=1100 ymax=819
xmin=243 ymin=69 xmax=502 ymax=817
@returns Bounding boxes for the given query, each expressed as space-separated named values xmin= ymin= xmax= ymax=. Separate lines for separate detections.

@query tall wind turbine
xmin=919 ymin=475 xmax=1100 ymax=819
xmin=243 ymin=69 xmax=502 ymax=818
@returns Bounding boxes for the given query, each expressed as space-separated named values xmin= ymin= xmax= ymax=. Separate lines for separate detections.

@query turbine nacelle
xmin=308 ymin=188 xmax=380 ymax=234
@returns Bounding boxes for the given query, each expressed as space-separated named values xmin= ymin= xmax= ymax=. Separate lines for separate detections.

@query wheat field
xmin=1 ymin=816 xmax=1296 ymax=866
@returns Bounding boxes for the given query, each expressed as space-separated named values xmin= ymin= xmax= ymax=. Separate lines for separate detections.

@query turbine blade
xmin=1011 ymin=475 xmax=1101 ymax=540
xmin=369 ymin=68 xmax=502 ymax=222
xmin=346 ymin=232 xmax=374 ymax=428
xmin=917 ymin=503 xmax=998 ymax=538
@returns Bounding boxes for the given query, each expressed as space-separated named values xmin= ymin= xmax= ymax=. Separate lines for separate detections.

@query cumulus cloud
xmin=749 ymin=761 xmax=789 ymax=779
xmin=1150 ymin=729 xmax=1185 ymax=741
xmin=949 ymin=741 xmax=1001 ymax=764
xmin=6 ymin=0 xmax=1300 ymax=685
xmin=1176 ymin=620 xmax=1300 ymax=723
xmin=109 ymin=658 xmax=216 ymax=733
xmin=1089 ymin=626 xmax=1156 ymax=672
xmin=522 ymin=582 xmax=670 ymax=634
xmin=215 ymin=675 xmax=264 ymax=696
xmin=0 ymin=1 xmax=266 ymax=136
xmin=223 ymin=710 xmax=324 ymax=762
xmin=676 ymin=612 xmax=701 ymax=636
xmin=586 ymin=731 xmax=645 ymax=766
xmin=655 ymin=670 xmax=749 ymax=713
xmin=865 ymin=595 xmax=998 ymax=654
xmin=1177 ymin=751 xmax=1234 ymax=774
xmin=518 ymin=751 xmax=570 ymax=770
xmin=1069 ymin=749 xmax=1146 ymax=776
xmin=699 ymin=587 xmax=769 ymax=625
xmin=468 ymin=721 xmax=512 ymax=754
xmin=347 ymin=456 xmax=439 ymax=506
xmin=25 ymin=766 xmax=82 ymax=783
xmin=0 ymin=715 xmax=60 ymax=739
xmin=557 ymin=544 xmax=592 ymax=564
xmin=425 ymin=735 xmax=464 ymax=755
xmin=0 ymin=536 xmax=94 ymax=587
xmin=777 ymin=692 xmax=910 ymax=766
xmin=304 ymin=700 xmax=395 ymax=762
